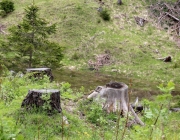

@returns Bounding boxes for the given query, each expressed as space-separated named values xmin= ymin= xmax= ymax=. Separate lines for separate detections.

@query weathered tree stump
xmin=88 ymin=82 xmax=144 ymax=126
xmin=21 ymin=89 xmax=61 ymax=113
xmin=26 ymin=68 xmax=54 ymax=82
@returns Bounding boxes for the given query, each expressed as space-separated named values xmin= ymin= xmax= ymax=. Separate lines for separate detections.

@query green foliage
xmin=71 ymin=52 xmax=81 ymax=60
xmin=0 ymin=72 xmax=53 ymax=104
xmin=0 ymin=0 xmax=180 ymax=139
xmin=99 ymin=9 xmax=110 ymax=21
xmin=5 ymin=4 xmax=63 ymax=69
xmin=60 ymin=82 xmax=73 ymax=99
xmin=41 ymin=93 xmax=52 ymax=111
xmin=0 ymin=0 xmax=14 ymax=17
xmin=60 ymin=82 xmax=83 ymax=100
xmin=78 ymin=100 xmax=117 ymax=126
xmin=157 ymin=81 xmax=175 ymax=94
xmin=0 ymin=75 xmax=180 ymax=139
xmin=173 ymin=59 xmax=180 ymax=69
xmin=0 ymin=119 xmax=20 ymax=140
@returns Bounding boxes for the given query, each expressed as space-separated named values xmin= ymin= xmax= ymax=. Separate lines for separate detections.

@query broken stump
xmin=88 ymin=81 xmax=144 ymax=126
xmin=21 ymin=89 xmax=62 ymax=113
xmin=26 ymin=68 xmax=54 ymax=82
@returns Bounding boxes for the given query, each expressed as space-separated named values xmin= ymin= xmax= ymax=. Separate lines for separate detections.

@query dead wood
xmin=170 ymin=108 xmax=180 ymax=112
xmin=88 ymin=53 xmax=111 ymax=71
xmin=87 ymin=82 xmax=144 ymax=126
xmin=157 ymin=56 xmax=172 ymax=62
xmin=26 ymin=68 xmax=54 ymax=82
xmin=0 ymin=24 xmax=6 ymax=34
xmin=21 ymin=89 xmax=62 ymax=113
xmin=131 ymin=104 xmax=143 ymax=113
xmin=134 ymin=17 xmax=148 ymax=27
xmin=149 ymin=1 xmax=180 ymax=36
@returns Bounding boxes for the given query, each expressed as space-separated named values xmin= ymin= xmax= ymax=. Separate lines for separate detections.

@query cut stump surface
xmin=26 ymin=68 xmax=54 ymax=82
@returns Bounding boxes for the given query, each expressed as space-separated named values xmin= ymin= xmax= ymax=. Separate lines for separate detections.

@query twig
xmin=165 ymin=12 xmax=179 ymax=21
xmin=115 ymin=101 xmax=122 ymax=140
xmin=149 ymin=104 xmax=163 ymax=140
xmin=61 ymin=111 xmax=64 ymax=140
xmin=120 ymin=79 xmax=132 ymax=140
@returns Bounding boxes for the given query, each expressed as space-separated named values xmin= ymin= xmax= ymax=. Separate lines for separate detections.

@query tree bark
xmin=21 ymin=89 xmax=62 ymax=113
xmin=88 ymin=82 xmax=144 ymax=126
xmin=117 ymin=0 xmax=122 ymax=5
xmin=26 ymin=68 xmax=54 ymax=82
xmin=29 ymin=50 xmax=33 ymax=68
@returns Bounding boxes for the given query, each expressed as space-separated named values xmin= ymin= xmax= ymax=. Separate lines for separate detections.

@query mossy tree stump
xmin=26 ymin=68 xmax=54 ymax=82
xmin=21 ymin=89 xmax=61 ymax=113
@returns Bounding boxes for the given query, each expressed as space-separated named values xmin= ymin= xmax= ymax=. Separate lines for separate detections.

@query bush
xmin=0 ymin=0 xmax=14 ymax=16
xmin=100 ymin=9 xmax=110 ymax=21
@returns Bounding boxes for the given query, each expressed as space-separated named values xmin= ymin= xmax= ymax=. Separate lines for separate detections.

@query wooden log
xmin=26 ymin=68 xmax=54 ymax=82
xmin=21 ymin=89 xmax=62 ymax=113
xmin=170 ymin=108 xmax=180 ymax=112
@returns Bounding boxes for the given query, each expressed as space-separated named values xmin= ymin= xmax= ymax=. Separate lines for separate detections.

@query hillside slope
xmin=1 ymin=0 xmax=180 ymax=89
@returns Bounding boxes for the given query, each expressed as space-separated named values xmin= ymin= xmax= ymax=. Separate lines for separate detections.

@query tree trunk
xmin=117 ymin=0 xmax=122 ymax=5
xmin=88 ymin=82 xmax=144 ymax=126
xmin=21 ymin=89 xmax=62 ymax=113
xmin=29 ymin=50 xmax=32 ymax=68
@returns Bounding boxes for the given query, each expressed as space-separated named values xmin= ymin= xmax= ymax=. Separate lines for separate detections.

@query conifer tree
xmin=7 ymin=4 xmax=63 ymax=68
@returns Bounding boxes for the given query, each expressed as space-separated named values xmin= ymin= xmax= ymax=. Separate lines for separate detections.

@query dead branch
xmin=149 ymin=1 xmax=180 ymax=36
xmin=88 ymin=53 xmax=111 ymax=71
xmin=165 ymin=12 xmax=179 ymax=21
xmin=157 ymin=56 xmax=172 ymax=62
xmin=0 ymin=24 xmax=6 ymax=34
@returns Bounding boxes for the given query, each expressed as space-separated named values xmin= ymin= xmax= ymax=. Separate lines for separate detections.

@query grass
xmin=0 ymin=0 xmax=180 ymax=139
xmin=1 ymin=0 xmax=180 ymax=90
xmin=0 ymin=80 xmax=180 ymax=140
xmin=0 ymin=71 xmax=180 ymax=139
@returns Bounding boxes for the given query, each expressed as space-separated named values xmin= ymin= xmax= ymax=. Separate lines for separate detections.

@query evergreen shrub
xmin=100 ymin=9 xmax=110 ymax=21
xmin=0 ymin=0 xmax=14 ymax=16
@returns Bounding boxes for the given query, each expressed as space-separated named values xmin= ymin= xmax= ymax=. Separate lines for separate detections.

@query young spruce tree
xmin=8 ymin=4 xmax=63 ymax=68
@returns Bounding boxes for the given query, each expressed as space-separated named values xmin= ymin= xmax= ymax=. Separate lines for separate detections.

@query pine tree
xmin=7 ymin=4 xmax=63 ymax=68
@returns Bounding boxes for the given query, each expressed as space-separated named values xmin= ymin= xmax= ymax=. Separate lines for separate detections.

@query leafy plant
xmin=157 ymin=81 xmax=175 ymax=94
xmin=0 ymin=71 xmax=53 ymax=104
xmin=41 ymin=93 xmax=52 ymax=111
xmin=0 ymin=120 xmax=20 ymax=140
xmin=60 ymin=82 xmax=83 ymax=100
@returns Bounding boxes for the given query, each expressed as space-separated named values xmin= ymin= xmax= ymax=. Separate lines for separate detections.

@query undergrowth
xmin=0 ymin=72 xmax=179 ymax=139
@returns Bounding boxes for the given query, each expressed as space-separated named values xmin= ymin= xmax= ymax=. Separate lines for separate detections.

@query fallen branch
xmin=0 ymin=24 xmax=6 ymax=34
xmin=157 ymin=56 xmax=172 ymax=62
xmin=165 ymin=12 xmax=179 ymax=21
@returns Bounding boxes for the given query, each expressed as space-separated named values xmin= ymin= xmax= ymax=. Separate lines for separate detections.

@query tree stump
xmin=88 ymin=82 xmax=144 ymax=126
xmin=21 ymin=89 xmax=62 ymax=113
xmin=26 ymin=68 xmax=54 ymax=82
